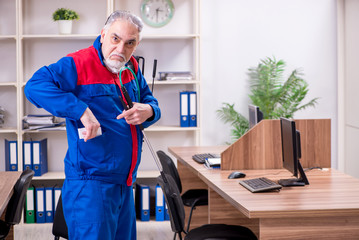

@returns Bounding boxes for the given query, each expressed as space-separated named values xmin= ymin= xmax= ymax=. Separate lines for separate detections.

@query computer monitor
xmin=248 ymin=104 xmax=263 ymax=128
xmin=279 ymin=117 xmax=309 ymax=186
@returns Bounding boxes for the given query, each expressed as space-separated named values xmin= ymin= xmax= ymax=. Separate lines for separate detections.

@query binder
xmin=155 ymin=185 xmax=165 ymax=221
xmin=53 ymin=186 xmax=62 ymax=214
xmin=25 ymin=187 xmax=35 ymax=223
xmin=35 ymin=186 xmax=45 ymax=223
xmin=188 ymin=91 xmax=197 ymax=127
xmin=180 ymin=91 xmax=189 ymax=127
xmin=5 ymin=140 xmax=17 ymax=171
xmin=164 ymin=201 xmax=170 ymax=220
xmin=137 ymin=184 xmax=150 ymax=221
xmin=45 ymin=187 xmax=54 ymax=223
xmin=23 ymin=141 xmax=33 ymax=171
xmin=32 ymin=139 xmax=48 ymax=176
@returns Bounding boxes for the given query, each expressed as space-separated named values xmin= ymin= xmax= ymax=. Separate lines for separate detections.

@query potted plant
xmin=52 ymin=8 xmax=79 ymax=34
xmin=217 ymin=56 xmax=318 ymax=142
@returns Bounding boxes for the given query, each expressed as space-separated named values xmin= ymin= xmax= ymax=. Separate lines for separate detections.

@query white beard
xmin=103 ymin=53 xmax=127 ymax=73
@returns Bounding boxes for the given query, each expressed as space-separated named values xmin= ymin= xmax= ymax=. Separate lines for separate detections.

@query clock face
xmin=140 ymin=0 xmax=175 ymax=28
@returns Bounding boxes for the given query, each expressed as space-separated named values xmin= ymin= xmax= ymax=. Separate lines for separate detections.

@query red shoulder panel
xmin=68 ymin=46 xmax=117 ymax=86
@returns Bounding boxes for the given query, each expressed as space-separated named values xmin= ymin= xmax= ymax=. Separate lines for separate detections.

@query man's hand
xmin=117 ymin=102 xmax=153 ymax=125
xmin=80 ymin=107 xmax=101 ymax=142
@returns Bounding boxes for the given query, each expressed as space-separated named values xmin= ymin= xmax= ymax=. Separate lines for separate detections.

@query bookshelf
xmin=0 ymin=0 xmax=200 ymax=238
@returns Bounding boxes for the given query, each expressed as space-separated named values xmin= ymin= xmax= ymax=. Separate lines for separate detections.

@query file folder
xmin=136 ymin=184 xmax=150 ymax=221
xmin=53 ymin=186 xmax=62 ymax=214
xmin=32 ymin=139 xmax=48 ymax=176
xmin=155 ymin=185 xmax=165 ymax=221
xmin=23 ymin=141 xmax=33 ymax=171
xmin=5 ymin=140 xmax=17 ymax=171
xmin=25 ymin=187 xmax=35 ymax=223
xmin=45 ymin=187 xmax=54 ymax=223
xmin=164 ymin=202 xmax=170 ymax=220
xmin=36 ymin=186 xmax=45 ymax=223
xmin=180 ymin=91 xmax=189 ymax=127
xmin=189 ymin=91 xmax=197 ymax=127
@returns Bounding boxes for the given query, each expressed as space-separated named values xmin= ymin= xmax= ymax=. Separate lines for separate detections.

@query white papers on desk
xmin=204 ymin=157 xmax=221 ymax=169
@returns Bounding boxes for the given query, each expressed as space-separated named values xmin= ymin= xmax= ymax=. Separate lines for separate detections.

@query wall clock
xmin=140 ymin=0 xmax=175 ymax=28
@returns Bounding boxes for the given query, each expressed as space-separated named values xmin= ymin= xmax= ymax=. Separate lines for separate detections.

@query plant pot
xmin=57 ymin=20 xmax=72 ymax=34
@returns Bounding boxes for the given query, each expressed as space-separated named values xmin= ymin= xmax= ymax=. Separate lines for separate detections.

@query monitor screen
xmin=280 ymin=117 xmax=298 ymax=177
xmin=279 ymin=117 xmax=309 ymax=186
xmin=248 ymin=105 xmax=263 ymax=128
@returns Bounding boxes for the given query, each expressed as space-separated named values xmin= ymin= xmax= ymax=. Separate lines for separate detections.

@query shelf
xmin=31 ymin=170 xmax=160 ymax=180
xmin=147 ymin=80 xmax=199 ymax=85
xmin=0 ymin=127 xmax=17 ymax=134
xmin=23 ymin=126 xmax=198 ymax=133
xmin=0 ymin=82 xmax=17 ymax=87
xmin=145 ymin=125 xmax=199 ymax=132
xmin=0 ymin=35 xmax=16 ymax=40
xmin=137 ymin=170 xmax=160 ymax=178
xmin=22 ymin=128 xmax=66 ymax=134
xmin=142 ymin=34 xmax=199 ymax=39
xmin=21 ymin=34 xmax=99 ymax=40
xmin=20 ymin=33 xmax=199 ymax=40
xmin=32 ymin=171 xmax=65 ymax=180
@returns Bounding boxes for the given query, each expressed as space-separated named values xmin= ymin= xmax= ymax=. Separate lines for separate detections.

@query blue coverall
xmin=24 ymin=35 xmax=161 ymax=239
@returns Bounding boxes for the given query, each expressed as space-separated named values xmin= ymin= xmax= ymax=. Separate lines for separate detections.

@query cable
xmin=118 ymin=66 xmax=140 ymax=101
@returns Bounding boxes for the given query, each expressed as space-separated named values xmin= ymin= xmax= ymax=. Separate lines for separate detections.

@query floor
xmin=137 ymin=220 xmax=174 ymax=240
xmin=14 ymin=220 xmax=174 ymax=240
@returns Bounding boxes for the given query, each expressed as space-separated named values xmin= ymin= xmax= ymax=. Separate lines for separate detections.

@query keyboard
xmin=239 ymin=177 xmax=282 ymax=193
xmin=192 ymin=153 xmax=220 ymax=164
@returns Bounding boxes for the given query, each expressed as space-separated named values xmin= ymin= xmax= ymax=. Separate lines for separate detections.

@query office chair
xmin=157 ymin=174 xmax=258 ymax=240
xmin=52 ymin=194 xmax=68 ymax=240
xmin=156 ymin=150 xmax=208 ymax=232
xmin=0 ymin=169 xmax=34 ymax=240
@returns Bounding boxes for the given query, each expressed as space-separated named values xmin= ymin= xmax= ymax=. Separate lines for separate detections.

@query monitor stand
xmin=278 ymin=161 xmax=309 ymax=187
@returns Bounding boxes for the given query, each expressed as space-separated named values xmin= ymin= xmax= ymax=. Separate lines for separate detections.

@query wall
xmin=200 ymin=0 xmax=338 ymax=168
xmin=341 ymin=0 xmax=359 ymax=178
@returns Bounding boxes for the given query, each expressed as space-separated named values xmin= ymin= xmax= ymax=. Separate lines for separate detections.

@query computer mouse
xmin=228 ymin=171 xmax=246 ymax=179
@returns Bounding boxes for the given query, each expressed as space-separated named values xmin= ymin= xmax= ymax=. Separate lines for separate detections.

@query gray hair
xmin=103 ymin=10 xmax=143 ymax=40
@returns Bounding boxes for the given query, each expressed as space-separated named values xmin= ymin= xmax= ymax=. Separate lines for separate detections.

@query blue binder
xmin=137 ymin=184 xmax=150 ymax=221
xmin=35 ymin=186 xmax=45 ymax=223
xmin=164 ymin=201 xmax=170 ymax=220
xmin=23 ymin=141 xmax=33 ymax=171
xmin=5 ymin=140 xmax=17 ymax=171
xmin=45 ymin=187 xmax=54 ymax=223
xmin=155 ymin=185 xmax=164 ymax=221
xmin=180 ymin=91 xmax=189 ymax=127
xmin=188 ymin=91 xmax=197 ymax=127
xmin=53 ymin=186 xmax=62 ymax=214
xmin=32 ymin=139 xmax=48 ymax=176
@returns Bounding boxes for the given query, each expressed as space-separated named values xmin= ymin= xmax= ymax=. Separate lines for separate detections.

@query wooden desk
xmin=169 ymin=146 xmax=359 ymax=240
xmin=0 ymin=171 xmax=22 ymax=216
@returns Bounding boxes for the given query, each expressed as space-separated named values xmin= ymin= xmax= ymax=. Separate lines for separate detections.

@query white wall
xmin=200 ymin=0 xmax=338 ymax=167
xmin=341 ymin=0 xmax=359 ymax=178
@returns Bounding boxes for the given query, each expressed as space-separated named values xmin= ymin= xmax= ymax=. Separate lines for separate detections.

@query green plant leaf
xmin=216 ymin=103 xmax=249 ymax=142
xmin=217 ymin=56 xmax=319 ymax=141
xmin=53 ymin=8 xmax=79 ymax=21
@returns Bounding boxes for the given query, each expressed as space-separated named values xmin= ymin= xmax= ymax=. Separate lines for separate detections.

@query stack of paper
xmin=205 ymin=157 xmax=221 ymax=169
xmin=0 ymin=106 xmax=4 ymax=127
xmin=158 ymin=71 xmax=193 ymax=81
xmin=23 ymin=114 xmax=66 ymax=130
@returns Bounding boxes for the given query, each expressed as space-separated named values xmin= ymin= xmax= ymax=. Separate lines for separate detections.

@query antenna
xmin=151 ymin=59 xmax=157 ymax=93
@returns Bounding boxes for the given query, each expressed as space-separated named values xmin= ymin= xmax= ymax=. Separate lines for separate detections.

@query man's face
xmin=100 ymin=19 xmax=140 ymax=73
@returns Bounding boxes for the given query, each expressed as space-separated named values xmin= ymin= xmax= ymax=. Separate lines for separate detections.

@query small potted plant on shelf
xmin=52 ymin=8 xmax=79 ymax=34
